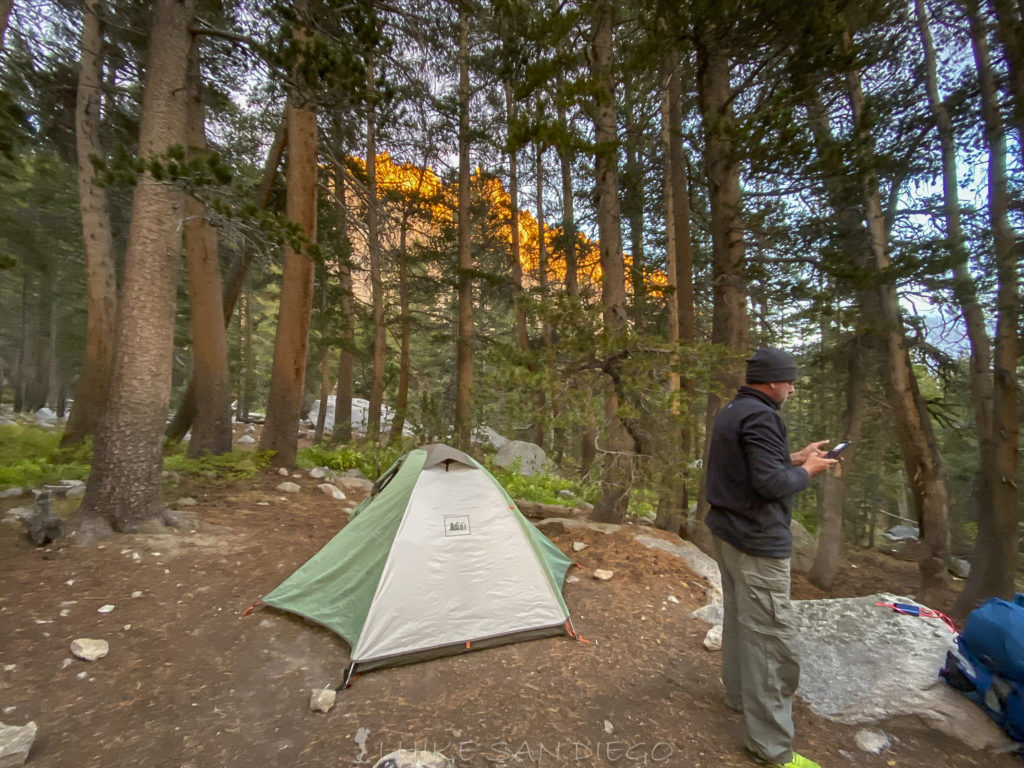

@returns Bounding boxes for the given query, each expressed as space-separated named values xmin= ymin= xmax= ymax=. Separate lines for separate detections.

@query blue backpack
xmin=942 ymin=594 xmax=1024 ymax=747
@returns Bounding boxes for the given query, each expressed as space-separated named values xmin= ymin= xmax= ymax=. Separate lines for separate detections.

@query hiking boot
xmin=745 ymin=748 xmax=823 ymax=768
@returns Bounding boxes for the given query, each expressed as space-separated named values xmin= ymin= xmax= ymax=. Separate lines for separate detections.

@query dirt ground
xmin=0 ymin=468 xmax=1018 ymax=768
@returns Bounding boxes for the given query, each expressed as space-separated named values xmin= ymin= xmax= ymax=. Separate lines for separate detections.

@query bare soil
xmin=0 ymin=469 xmax=1016 ymax=768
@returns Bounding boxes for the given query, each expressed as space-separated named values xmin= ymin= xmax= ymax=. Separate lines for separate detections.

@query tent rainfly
xmin=262 ymin=444 xmax=574 ymax=684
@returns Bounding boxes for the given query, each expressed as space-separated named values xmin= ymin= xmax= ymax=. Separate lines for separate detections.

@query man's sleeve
xmin=741 ymin=411 xmax=810 ymax=500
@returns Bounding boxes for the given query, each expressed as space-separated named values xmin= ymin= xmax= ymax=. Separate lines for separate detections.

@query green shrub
xmin=298 ymin=443 xmax=406 ymax=480
xmin=0 ymin=425 xmax=91 ymax=489
xmin=484 ymin=461 xmax=598 ymax=507
xmin=162 ymin=449 xmax=273 ymax=481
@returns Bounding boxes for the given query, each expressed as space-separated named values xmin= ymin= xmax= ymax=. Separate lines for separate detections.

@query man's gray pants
xmin=713 ymin=536 xmax=800 ymax=764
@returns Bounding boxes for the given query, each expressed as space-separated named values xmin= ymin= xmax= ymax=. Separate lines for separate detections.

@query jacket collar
xmin=737 ymin=385 xmax=781 ymax=411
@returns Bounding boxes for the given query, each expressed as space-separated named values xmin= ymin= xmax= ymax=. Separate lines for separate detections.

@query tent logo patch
xmin=444 ymin=515 xmax=471 ymax=536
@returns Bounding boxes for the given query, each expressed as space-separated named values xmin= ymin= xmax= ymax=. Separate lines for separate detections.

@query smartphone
xmin=826 ymin=441 xmax=852 ymax=459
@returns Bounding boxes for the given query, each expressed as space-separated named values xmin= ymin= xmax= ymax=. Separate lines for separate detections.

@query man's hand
xmin=791 ymin=440 xmax=829 ymax=466
xmin=802 ymin=453 xmax=837 ymax=477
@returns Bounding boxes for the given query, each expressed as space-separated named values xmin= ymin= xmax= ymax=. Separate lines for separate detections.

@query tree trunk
xmin=532 ymin=115 xmax=552 ymax=449
xmin=842 ymin=19 xmax=950 ymax=600
xmin=259 ymin=71 xmax=318 ymax=467
xmin=238 ymin=270 xmax=253 ymax=422
xmin=588 ymin=0 xmax=633 ymax=524
xmin=809 ymin=338 xmax=866 ymax=589
xmin=956 ymin=0 xmax=1021 ymax=613
xmin=621 ymin=74 xmax=645 ymax=303
xmin=694 ymin=25 xmax=749 ymax=542
xmin=183 ymin=37 xmax=231 ymax=457
xmin=62 ymin=0 xmax=117 ymax=446
xmin=0 ymin=0 xmax=12 ymax=50
xmin=453 ymin=10 xmax=474 ymax=451
xmin=990 ymin=0 xmax=1024 ymax=158
xmin=332 ymin=166 xmax=355 ymax=445
xmin=74 ymin=0 xmax=197 ymax=537
xmin=504 ymin=81 xmax=530 ymax=357
xmin=365 ymin=61 xmax=386 ymax=443
xmin=165 ymin=115 xmax=287 ymax=440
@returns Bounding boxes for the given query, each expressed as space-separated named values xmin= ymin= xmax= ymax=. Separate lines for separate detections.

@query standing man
xmin=705 ymin=347 xmax=836 ymax=768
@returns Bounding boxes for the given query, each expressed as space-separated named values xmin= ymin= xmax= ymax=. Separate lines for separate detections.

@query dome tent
xmin=262 ymin=444 xmax=574 ymax=684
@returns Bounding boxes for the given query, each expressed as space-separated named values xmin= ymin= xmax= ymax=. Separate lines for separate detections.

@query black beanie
xmin=745 ymin=347 xmax=798 ymax=384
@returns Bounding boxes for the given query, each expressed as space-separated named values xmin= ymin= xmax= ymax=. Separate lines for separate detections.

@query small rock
xmin=0 ymin=720 xmax=37 ymax=768
xmin=558 ymin=489 xmax=574 ymax=499
xmin=0 ymin=487 xmax=24 ymax=499
xmin=309 ymin=688 xmax=336 ymax=713
xmin=593 ymin=569 xmax=613 ymax=581
xmin=317 ymin=483 xmax=346 ymax=501
xmin=67 ymin=486 xmax=85 ymax=498
xmin=309 ymin=467 xmax=327 ymax=479
xmin=603 ymin=720 xmax=614 ymax=734
xmin=236 ymin=435 xmax=256 ymax=445
xmin=337 ymin=477 xmax=373 ymax=496
xmin=667 ymin=595 xmax=679 ymax=604
xmin=164 ymin=508 xmax=199 ymax=530
xmin=175 ymin=497 xmax=198 ymax=507
xmin=59 ymin=609 xmax=70 ymax=617
xmin=565 ymin=575 xmax=580 ymax=584
xmin=276 ymin=482 xmax=301 ymax=494
xmin=2 ymin=508 xmax=32 ymax=523
xmin=244 ymin=424 xmax=256 ymax=435
xmin=371 ymin=750 xmax=454 ymax=768
xmin=949 ymin=557 xmax=971 ymax=579
xmin=691 ymin=603 xmax=725 ymax=626
xmin=97 ymin=604 xmax=115 ymax=614
xmin=75 ymin=671 xmax=87 ymax=680
xmin=60 ymin=659 xmax=73 ymax=670
xmin=703 ymin=624 xmax=723 ymax=651
xmin=70 ymin=638 xmax=109 ymax=661
xmin=277 ymin=467 xmax=290 ymax=477
xmin=131 ymin=591 xmax=142 ymax=599
xmin=854 ymin=729 xmax=891 ymax=754
xmin=572 ymin=541 xmax=588 ymax=552
xmin=2 ymin=665 xmax=14 ymax=673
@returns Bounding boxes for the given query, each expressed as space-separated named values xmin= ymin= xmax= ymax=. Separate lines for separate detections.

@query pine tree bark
xmin=332 ymin=164 xmax=355 ymax=445
xmin=842 ymin=20 xmax=950 ymax=600
xmin=694 ymin=24 xmax=749 ymax=542
xmin=0 ymin=0 xmax=12 ymax=50
xmin=365 ymin=59 xmax=386 ymax=443
xmin=238 ymin=270 xmax=253 ymax=422
xmin=588 ymin=0 xmax=634 ymax=524
xmin=165 ymin=115 xmax=286 ymax=440
xmin=63 ymin=0 xmax=117 ymax=447
xmin=504 ymin=81 xmax=530 ymax=357
xmin=956 ymin=0 xmax=1020 ymax=613
xmin=74 ymin=0 xmax=197 ymax=537
xmin=989 ymin=0 xmax=1024 ymax=157
xmin=182 ymin=37 xmax=231 ymax=457
xmin=532 ymin=115 xmax=552 ymax=449
xmin=259 ymin=56 xmax=318 ymax=467
xmin=453 ymin=10 xmax=474 ymax=451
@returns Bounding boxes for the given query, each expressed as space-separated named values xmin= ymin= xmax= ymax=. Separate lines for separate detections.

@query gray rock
xmin=342 ymin=468 xmax=370 ymax=480
xmin=277 ymin=467 xmax=290 ymax=477
xmin=493 ymin=440 xmax=547 ymax=476
xmin=164 ymin=509 xmax=199 ymax=530
xmin=516 ymin=500 xmax=580 ymax=520
xmin=236 ymin=434 xmax=256 ymax=445
xmin=337 ymin=477 xmax=372 ymax=497
xmin=309 ymin=688 xmax=336 ymax=713
xmin=703 ymin=624 xmax=723 ymax=651
xmin=790 ymin=518 xmax=817 ymax=573
xmin=884 ymin=525 xmax=919 ymax=542
xmin=276 ymin=482 xmax=301 ymax=494
xmin=67 ymin=486 xmax=85 ymax=499
xmin=317 ymin=483 xmax=346 ymax=501
xmin=70 ymin=638 xmax=109 ymax=661
xmin=309 ymin=467 xmax=328 ymax=480
xmin=634 ymin=534 xmax=722 ymax=602
xmin=473 ymin=425 xmax=508 ymax=450
xmin=2 ymin=508 xmax=32 ymax=524
xmin=0 ymin=488 xmax=24 ymax=500
xmin=0 ymin=721 xmax=37 ymax=768
xmin=691 ymin=602 xmax=724 ymax=626
xmin=572 ymin=541 xmax=588 ymax=552
xmin=175 ymin=497 xmax=198 ymax=507
xmin=372 ymin=750 xmax=454 ymax=768
xmin=25 ymin=492 xmax=62 ymax=545
xmin=593 ymin=569 xmax=614 ymax=581
xmin=854 ymin=729 xmax=891 ymax=754
xmin=949 ymin=557 xmax=971 ymax=579
xmin=791 ymin=593 xmax=1013 ymax=751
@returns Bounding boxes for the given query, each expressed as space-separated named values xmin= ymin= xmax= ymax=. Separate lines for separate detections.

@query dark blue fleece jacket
xmin=704 ymin=386 xmax=809 ymax=558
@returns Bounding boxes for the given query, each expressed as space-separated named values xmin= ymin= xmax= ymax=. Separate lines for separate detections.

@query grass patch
xmin=163 ymin=449 xmax=274 ymax=481
xmin=0 ymin=425 xmax=91 ymax=490
xmin=485 ymin=461 xmax=597 ymax=507
xmin=298 ymin=443 xmax=406 ymax=480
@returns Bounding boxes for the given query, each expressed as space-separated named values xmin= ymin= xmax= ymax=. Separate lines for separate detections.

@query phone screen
xmin=826 ymin=442 xmax=851 ymax=458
